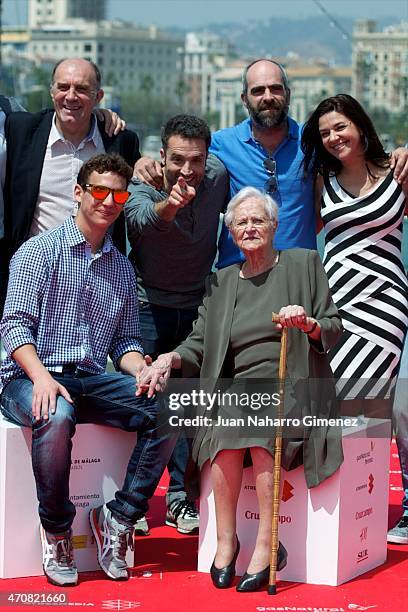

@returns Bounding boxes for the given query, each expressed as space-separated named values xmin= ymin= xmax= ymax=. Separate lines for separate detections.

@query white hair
xmin=224 ymin=186 xmax=279 ymax=228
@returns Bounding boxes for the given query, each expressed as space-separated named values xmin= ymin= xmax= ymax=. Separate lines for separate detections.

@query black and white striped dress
xmin=321 ymin=171 xmax=408 ymax=400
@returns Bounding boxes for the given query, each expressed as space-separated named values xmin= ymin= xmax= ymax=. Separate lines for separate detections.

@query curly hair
xmin=77 ymin=153 xmax=133 ymax=186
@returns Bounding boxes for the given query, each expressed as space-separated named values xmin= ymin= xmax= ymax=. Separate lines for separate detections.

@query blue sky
xmin=3 ymin=0 xmax=407 ymax=27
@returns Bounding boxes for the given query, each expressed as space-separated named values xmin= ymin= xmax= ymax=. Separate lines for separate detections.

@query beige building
xmin=288 ymin=65 xmax=351 ymax=123
xmin=183 ymin=32 xmax=231 ymax=114
xmin=27 ymin=21 xmax=183 ymax=102
xmin=352 ymin=19 xmax=408 ymax=113
xmin=210 ymin=62 xmax=246 ymax=128
xmin=2 ymin=0 xmax=183 ymax=103
xmin=28 ymin=0 xmax=106 ymax=28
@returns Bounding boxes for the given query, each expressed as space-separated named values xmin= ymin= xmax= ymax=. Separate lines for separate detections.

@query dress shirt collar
xmin=49 ymin=112 xmax=100 ymax=148
xmin=63 ymin=216 xmax=113 ymax=254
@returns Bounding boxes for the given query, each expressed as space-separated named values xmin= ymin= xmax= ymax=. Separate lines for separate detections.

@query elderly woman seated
xmin=137 ymin=186 xmax=343 ymax=592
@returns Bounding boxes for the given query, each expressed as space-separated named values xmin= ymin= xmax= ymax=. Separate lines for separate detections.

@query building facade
xmin=183 ymin=32 xmax=231 ymax=114
xmin=288 ymin=65 xmax=351 ymax=123
xmin=27 ymin=21 xmax=183 ymax=102
xmin=28 ymin=0 xmax=106 ymax=28
xmin=352 ymin=19 xmax=408 ymax=113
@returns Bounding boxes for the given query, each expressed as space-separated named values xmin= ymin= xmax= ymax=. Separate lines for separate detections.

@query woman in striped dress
xmin=301 ymin=94 xmax=408 ymax=417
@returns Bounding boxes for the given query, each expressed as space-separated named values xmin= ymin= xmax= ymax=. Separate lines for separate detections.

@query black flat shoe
xmin=236 ymin=542 xmax=288 ymax=592
xmin=210 ymin=537 xmax=240 ymax=589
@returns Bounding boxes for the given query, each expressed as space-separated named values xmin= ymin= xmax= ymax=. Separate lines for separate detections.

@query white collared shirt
xmin=29 ymin=113 xmax=105 ymax=237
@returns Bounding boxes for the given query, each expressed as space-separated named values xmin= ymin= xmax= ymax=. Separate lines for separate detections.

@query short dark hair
xmin=301 ymin=94 xmax=389 ymax=177
xmin=51 ymin=58 xmax=102 ymax=90
xmin=161 ymin=114 xmax=211 ymax=150
xmin=242 ymin=59 xmax=290 ymax=96
xmin=77 ymin=153 xmax=133 ymax=187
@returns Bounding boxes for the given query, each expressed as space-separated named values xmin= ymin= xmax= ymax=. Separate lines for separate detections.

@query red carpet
xmin=1 ymin=442 xmax=407 ymax=612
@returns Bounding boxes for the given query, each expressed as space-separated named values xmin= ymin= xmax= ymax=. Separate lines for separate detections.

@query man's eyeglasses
xmin=263 ymin=158 xmax=278 ymax=194
xmin=84 ymin=184 xmax=131 ymax=206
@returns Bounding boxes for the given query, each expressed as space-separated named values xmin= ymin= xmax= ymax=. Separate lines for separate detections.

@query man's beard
xmin=247 ymin=99 xmax=289 ymax=129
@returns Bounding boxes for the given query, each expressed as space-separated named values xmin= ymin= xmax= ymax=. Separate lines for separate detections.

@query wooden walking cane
xmin=268 ymin=312 xmax=288 ymax=595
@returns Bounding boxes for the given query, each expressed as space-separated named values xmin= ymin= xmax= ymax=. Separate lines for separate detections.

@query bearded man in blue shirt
xmin=0 ymin=153 xmax=170 ymax=587
xmin=134 ymin=59 xmax=408 ymax=268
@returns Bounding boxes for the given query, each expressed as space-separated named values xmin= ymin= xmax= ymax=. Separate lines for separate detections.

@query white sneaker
xmin=90 ymin=505 xmax=133 ymax=580
xmin=134 ymin=515 xmax=150 ymax=536
xmin=165 ymin=499 xmax=199 ymax=534
xmin=40 ymin=526 xmax=78 ymax=586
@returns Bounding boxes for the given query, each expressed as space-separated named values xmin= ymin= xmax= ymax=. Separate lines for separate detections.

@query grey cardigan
xmin=176 ymin=248 xmax=344 ymax=488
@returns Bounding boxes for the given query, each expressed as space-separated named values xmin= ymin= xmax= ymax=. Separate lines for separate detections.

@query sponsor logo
xmin=355 ymin=507 xmax=373 ymax=520
xmin=282 ymin=480 xmax=294 ymax=502
xmin=254 ymin=606 xmax=377 ymax=611
xmin=244 ymin=510 xmax=291 ymax=524
xmin=356 ymin=451 xmax=374 ymax=465
xmin=357 ymin=548 xmax=369 ymax=563
xmin=101 ymin=601 xmax=141 ymax=610
xmin=256 ymin=607 xmax=347 ymax=611
xmin=245 ymin=480 xmax=294 ymax=503
xmin=360 ymin=526 xmax=368 ymax=542
xmin=72 ymin=534 xmax=88 ymax=549
xmin=73 ymin=457 xmax=101 ymax=464
xmin=355 ymin=474 xmax=374 ymax=494
xmin=69 ymin=492 xmax=100 ymax=510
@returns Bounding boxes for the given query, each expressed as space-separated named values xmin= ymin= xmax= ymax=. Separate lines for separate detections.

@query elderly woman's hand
xmin=136 ymin=351 xmax=181 ymax=398
xmin=275 ymin=305 xmax=320 ymax=337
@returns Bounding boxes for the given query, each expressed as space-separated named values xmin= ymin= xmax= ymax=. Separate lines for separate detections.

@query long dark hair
xmin=301 ymin=94 xmax=389 ymax=177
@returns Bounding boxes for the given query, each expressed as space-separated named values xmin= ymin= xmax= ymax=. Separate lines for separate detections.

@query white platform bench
xmin=0 ymin=415 xmax=135 ymax=578
xmin=198 ymin=418 xmax=391 ymax=586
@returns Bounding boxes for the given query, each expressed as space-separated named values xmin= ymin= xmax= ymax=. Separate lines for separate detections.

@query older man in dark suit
xmin=1 ymin=58 xmax=140 ymax=313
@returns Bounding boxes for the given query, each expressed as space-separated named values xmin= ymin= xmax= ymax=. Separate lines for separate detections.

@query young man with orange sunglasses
xmin=0 ymin=153 xmax=171 ymax=586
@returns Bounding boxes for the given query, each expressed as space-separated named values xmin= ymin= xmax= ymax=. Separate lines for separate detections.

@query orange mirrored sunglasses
xmin=84 ymin=183 xmax=130 ymax=206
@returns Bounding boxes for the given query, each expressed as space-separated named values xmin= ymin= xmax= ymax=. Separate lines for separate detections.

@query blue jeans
xmin=0 ymin=371 xmax=175 ymax=533
xmin=393 ymin=332 xmax=408 ymax=516
xmin=138 ymin=301 xmax=198 ymax=506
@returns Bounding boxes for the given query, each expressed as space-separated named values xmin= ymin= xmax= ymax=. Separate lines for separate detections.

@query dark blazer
xmin=0 ymin=96 xmax=12 ymax=115
xmin=176 ymin=249 xmax=344 ymax=489
xmin=1 ymin=109 xmax=140 ymax=314
xmin=0 ymin=96 xmax=13 ymax=314
xmin=4 ymin=109 xmax=140 ymax=254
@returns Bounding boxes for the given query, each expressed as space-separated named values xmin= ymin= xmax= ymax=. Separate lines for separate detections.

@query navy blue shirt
xmin=210 ymin=117 xmax=316 ymax=268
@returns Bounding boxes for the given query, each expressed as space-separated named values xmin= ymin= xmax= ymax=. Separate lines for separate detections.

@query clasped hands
xmin=136 ymin=352 xmax=179 ymax=398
